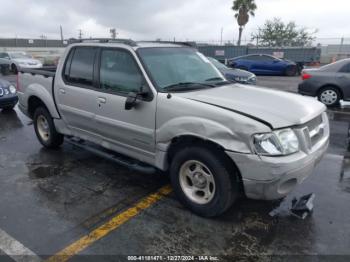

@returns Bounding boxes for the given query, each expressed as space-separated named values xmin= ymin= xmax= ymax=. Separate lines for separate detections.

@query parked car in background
xmin=0 ymin=51 xmax=42 ymax=74
xmin=229 ymin=54 xmax=298 ymax=76
xmin=298 ymin=59 xmax=350 ymax=107
xmin=0 ymin=79 xmax=18 ymax=111
xmin=0 ymin=59 xmax=10 ymax=75
xmin=207 ymin=57 xmax=256 ymax=85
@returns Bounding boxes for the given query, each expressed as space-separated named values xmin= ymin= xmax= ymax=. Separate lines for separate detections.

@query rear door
xmin=252 ymin=55 xmax=281 ymax=74
xmin=336 ymin=62 xmax=350 ymax=100
xmin=94 ymin=48 xmax=157 ymax=162
xmin=54 ymin=46 xmax=101 ymax=139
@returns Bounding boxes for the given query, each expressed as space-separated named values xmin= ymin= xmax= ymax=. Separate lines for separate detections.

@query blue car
xmin=207 ymin=57 xmax=256 ymax=85
xmin=0 ymin=79 xmax=18 ymax=111
xmin=229 ymin=54 xmax=297 ymax=76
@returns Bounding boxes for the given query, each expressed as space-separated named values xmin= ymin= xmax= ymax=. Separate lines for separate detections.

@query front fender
xmin=156 ymin=116 xmax=252 ymax=153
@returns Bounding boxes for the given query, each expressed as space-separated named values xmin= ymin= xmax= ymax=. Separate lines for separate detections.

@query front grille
xmin=303 ymin=115 xmax=325 ymax=148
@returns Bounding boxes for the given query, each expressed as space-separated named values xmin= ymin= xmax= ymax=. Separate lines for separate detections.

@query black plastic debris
xmin=269 ymin=193 xmax=315 ymax=220
xmin=290 ymin=193 xmax=315 ymax=219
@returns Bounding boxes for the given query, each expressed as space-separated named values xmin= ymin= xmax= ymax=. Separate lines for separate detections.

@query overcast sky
xmin=0 ymin=0 xmax=348 ymax=43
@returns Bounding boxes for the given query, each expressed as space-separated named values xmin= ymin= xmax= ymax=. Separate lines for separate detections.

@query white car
xmin=0 ymin=51 xmax=43 ymax=73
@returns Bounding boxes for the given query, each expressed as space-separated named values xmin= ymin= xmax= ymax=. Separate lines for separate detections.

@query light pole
xmin=220 ymin=27 xmax=224 ymax=45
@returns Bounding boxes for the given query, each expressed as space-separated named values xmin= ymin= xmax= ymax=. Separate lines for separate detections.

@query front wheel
xmin=318 ymin=87 xmax=341 ymax=107
xmin=34 ymin=107 xmax=64 ymax=148
xmin=170 ymin=146 xmax=239 ymax=217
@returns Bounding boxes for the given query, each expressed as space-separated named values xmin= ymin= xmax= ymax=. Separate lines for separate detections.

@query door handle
xmin=98 ymin=97 xmax=107 ymax=104
xmin=59 ymin=89 xmax=66 ymax=94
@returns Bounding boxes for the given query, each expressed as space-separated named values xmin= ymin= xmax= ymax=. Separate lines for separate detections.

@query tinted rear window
xmin=64 ymin=47 xmax=96 ymax=86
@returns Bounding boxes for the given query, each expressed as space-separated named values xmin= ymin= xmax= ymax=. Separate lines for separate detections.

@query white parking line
xmin=0 ymin=228 xmax=41 ymax=262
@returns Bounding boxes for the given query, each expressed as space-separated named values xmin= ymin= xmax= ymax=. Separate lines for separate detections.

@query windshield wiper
xmin=205 ymin=77 xmax=231 ymax=86
xmin=162 ymin=82 xmax=215 ymax=91
xmin=205 ymin=77 xmax=225 ymax=82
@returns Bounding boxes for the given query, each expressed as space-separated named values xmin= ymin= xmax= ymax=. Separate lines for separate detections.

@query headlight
xmin=235 ymin=76 xmax=248 ymax=82
xmin=9 ymin=85 xmax=16 ymax=94
xmin=247 ymin=76 xmax=257 ymax=84
xmin=253 ymin=128 xmax=299 ymax=156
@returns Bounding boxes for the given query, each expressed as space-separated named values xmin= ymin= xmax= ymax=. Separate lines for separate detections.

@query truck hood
xmin=176 ymin=84 xmax=325 ymax=129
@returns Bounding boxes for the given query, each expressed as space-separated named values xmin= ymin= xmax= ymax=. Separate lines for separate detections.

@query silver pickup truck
xmin=17 ymin=40 xmax=329 ymax=217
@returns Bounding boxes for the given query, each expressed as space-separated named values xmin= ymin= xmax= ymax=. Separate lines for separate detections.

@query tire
xmin=170 ymin=146 xmax=239 ymax=217
xmin=285 ymin=66 xmax=297 ymax=76
xmin=11 ymin=64 xmax=18 ymax=74
xmin=317 ymin=86 xmax=341 ymax=107
xmin=33 ymin=107 xmax=64 ymax=148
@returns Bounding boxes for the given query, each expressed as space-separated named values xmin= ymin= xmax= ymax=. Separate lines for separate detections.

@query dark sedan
xmin=0 ymin=79 xmax=18 ymax=111
xmin=207 ymin=57 xmax=257 ymax=85
xmin=229 ymin=54 xmax=297 ymax=76
xmin=298 ymin=59 xmax=350 ymax=107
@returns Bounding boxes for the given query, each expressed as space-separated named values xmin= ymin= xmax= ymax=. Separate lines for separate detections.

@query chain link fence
xmin=1 ymin=37 xmax=350 ymax=64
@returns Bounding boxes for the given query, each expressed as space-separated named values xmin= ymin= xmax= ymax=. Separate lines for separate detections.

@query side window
xmin=245 ymin=56 xmax=255 ymax=61
xmin=247 ymin=55 xmax=262 ymax=61
xmin=64 ymin=47 xmax=96 ymax=86
xmin=340 ymin=63 xmax=350 ymax=73
xmin=99 ymin=49 xmax=143 ymax=94
xmin=0 ymin=53 xmax=8 ymax=59
xmin=262 ymin=55 xmax=275 ymax=62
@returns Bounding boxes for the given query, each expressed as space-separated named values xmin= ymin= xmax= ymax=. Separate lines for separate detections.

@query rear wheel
xmin=170 ymin=146 xmax=239 ymax=217
xmin=318 ymin=87 xmax=341 ymax=107
xmin=34 ymin=107 xmax=64 ymax=148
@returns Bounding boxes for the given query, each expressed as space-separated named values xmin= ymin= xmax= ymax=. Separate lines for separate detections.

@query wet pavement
xmin=0 ymin=73 xmax=350 ymax=261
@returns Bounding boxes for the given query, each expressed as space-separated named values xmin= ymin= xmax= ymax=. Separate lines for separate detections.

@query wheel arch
xmin=27 ymin=95 xmax=49 ymax=119
xmin=165 ymin=135 xmax=244 ymax=191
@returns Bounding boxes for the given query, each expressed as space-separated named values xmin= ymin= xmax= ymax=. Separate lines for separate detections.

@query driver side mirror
xmin=125 ymin=85 xmax=151 ymax=110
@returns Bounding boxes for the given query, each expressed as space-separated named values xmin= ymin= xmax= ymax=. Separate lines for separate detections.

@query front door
xmin=95 ymin=48 xmax=157 ymax=162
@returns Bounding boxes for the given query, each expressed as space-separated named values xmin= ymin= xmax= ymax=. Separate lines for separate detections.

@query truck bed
xmin=19 ymin=66 xmax=57 ymax=77
xmin=18 ymin=66 xmax=60 ymax=119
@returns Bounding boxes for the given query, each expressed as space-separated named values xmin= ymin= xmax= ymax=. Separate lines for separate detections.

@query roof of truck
xmin=69 ymin=39 xmax=196 ymax=50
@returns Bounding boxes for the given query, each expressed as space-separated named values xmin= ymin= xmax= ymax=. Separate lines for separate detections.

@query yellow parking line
xmin=46 ymin=185 xmax=172 ymax=262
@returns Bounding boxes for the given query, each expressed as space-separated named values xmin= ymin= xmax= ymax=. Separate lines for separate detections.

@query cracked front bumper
xmin=226 ymin=135 xmax=329 ymax=200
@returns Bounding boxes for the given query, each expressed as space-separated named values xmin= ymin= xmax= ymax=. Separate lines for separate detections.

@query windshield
xmin=207 ymin=57 xmax=228 ymax=70
xmin=10 ymin=52 xmax=32 ymax=59
xmin=137 ymin=47 xmax=225 ymax=91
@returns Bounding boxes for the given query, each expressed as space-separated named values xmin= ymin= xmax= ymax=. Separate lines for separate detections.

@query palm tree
xmin=232 ymin=0 xmax=257 ymax=46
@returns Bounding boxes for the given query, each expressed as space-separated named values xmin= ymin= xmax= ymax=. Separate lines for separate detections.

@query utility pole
xmin=60 ymin=25 xmax=64 ymax=41
xmin=220 ymin=27 xmax=223 ymax=45
xmin=110 ymin=28 xmax=117 ymax=39
xmin=78 ymin=29 xmax=83 ymax=40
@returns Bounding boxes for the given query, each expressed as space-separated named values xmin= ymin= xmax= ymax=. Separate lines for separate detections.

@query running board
xmin=66 ymin=138 xmax=157 ymax=174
